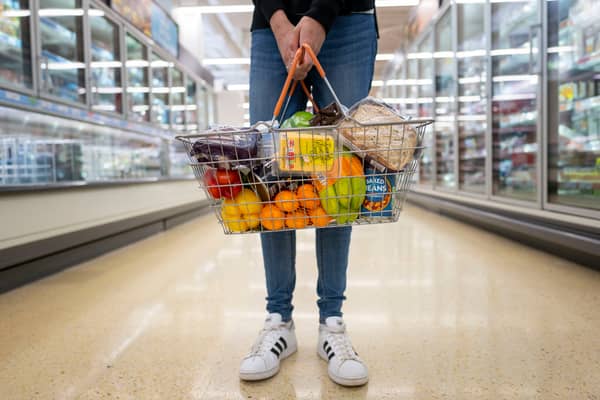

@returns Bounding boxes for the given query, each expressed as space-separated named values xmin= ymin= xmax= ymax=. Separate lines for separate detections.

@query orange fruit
xmin=296 ymin=184 xmax=320 ymax=210
xmin=274 ymin=190 xmax=299 ymax=212
xmin=285 ymin=211 xmax=309 ymax=229
xmin=309 ymin=207 xmax=332 ymax=228
xmin=260 ymin=204 xmax=285 ymax=231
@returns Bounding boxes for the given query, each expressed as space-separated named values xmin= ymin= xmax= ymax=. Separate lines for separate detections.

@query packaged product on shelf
xmin=361 ymin=166 xmax=395 ymax=219
xmin=339 ymin=97 xmax=419 ymax=172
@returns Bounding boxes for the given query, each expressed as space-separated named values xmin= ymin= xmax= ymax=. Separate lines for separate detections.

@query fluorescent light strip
xmin=371 ymin=80 xmax=384 ymax=87
xmin=435 ymin=96 xmax=455 ymax=103
xmin=456 ymin=49 xmax=486 ymax=58
xmin=490 ymin=47 xmax=536 ymax=56
xmin=41 ymin=62 xmax=86 ymax=70
xmin=132 ymin=105 xmax=150 ymax=112
xmin=88 ymin=9 xmax=105 ymax=17
xmin=127 ymin=87 xmax=150 ymax=93
xmin=547 ymin=46 xmax=575 ymax=53
xmin=242 ymin=102 xmax=249 ymax=109
xmin=152 ymin=87 xmax=170 ymax=94
xmin=92 ymin=87 xmax=123 ymax=94
xmin=126 ymin=60 xmax=150 ymax=68
xmin=150 ymin=60 xmax=171 ymax=68
xmin=171 ymin=86 xmax=186 ymax=93
xmin=1 ymin=10 xmax=31 ymax=17
xmin=459 ymin=77 xmax=486 ymax=84
xmin=243 ymin=113 xmax=250 ymax=119
xmin=376 ymin=53 xmax=394 ymax=61
xmin=492 ymin=74 xmax=538 ymax=83
xmin=407 ymin=52 xmax=433 ymax=59
xmin=91 ymin=105 xmax=117 ymax=112
xmin=436 ymin=115 xmax=456 ymax=122
xmin=382 ymin=97 xmax=433 ymax=104
xmin=39 ymin=8 xmax=84 ymax=17
xmin=458 ymin=95 xmax=481 ymax=102
xmin=492 ymin=93 xmax=536 ymax=101
xmin=90 ymin=61 xmax=122 ymax=68
xmin=433 ymin=51 xmax=455 ymax=58
xmin=170 ymin=105 xmax=198 ymax=111
xmin=386 ymin=79 xmax=433 ymax=86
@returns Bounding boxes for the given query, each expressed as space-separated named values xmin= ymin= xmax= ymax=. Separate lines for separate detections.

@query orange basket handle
xmin=272 ymin=44 xmax=341 ymax=122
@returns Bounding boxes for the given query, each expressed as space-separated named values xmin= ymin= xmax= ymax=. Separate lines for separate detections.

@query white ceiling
xmin=173 ymin=0 xmax=415 ymax=88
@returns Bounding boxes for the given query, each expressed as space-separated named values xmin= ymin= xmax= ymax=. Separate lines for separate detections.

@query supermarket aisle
xmin=1 ymin=205 xmax=599 ymax=400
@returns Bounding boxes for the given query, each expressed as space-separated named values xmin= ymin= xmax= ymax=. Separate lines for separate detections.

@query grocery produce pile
xmin=187 ymin=98 xmax=425 ymax=233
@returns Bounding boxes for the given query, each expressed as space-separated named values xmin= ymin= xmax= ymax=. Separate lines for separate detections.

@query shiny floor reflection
xmin=1 ymin=205 xmax=599 ymax=399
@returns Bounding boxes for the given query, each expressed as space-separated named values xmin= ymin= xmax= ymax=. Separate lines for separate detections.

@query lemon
xmin=225 ymin=219 xmax=248 ymax=233
xmin=244 ymin=213 xmax=261 ymax=229
xmin=235 ymin=189 xmax=262 ymax=215
xmin=222 ymin=198 xmax=241 ymax=218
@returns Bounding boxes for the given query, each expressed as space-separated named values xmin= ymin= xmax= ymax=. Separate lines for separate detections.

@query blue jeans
xmin=249 ymin=14 xmax=377 ymax=323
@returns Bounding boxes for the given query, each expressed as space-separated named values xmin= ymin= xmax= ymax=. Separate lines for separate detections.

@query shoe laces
xmin=249 ymin=324 xmax=284 ymax=356
xmin=326 ymin=331 xmax=359 ymax=362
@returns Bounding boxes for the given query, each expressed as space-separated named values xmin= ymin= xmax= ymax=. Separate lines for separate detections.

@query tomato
xmin=215 ymin=168 xmax=242 ymax=199
xmin=203 ymin=169 xmax=222 ymax=199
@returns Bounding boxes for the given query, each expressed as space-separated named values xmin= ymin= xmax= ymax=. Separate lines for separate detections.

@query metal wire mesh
xmin=176 ymin=117 xmax=432 ymax=235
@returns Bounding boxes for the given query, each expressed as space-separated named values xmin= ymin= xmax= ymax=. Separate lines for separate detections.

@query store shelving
xmin=547 ymin=0 xmax=600 ymax=210
xmin=0 ymin=0 xmax=33 ymax=90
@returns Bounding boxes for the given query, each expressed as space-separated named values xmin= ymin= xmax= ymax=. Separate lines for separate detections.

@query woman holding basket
xmin=240 ymin=0 xmax=378 ymax=387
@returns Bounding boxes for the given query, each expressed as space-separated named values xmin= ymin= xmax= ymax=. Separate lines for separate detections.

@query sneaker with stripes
xmin=317 ymin=316 xmax=369 ymax=387
xmin=239 ymin=313 xmax=297 ymax=381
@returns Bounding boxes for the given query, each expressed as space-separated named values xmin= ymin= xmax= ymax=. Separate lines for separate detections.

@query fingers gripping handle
xmin=272 ymin=44 xmax=327 ymax=121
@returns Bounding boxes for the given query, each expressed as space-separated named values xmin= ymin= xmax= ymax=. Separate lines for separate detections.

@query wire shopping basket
xmin=176 ymin=44 xmax=433 ymax=234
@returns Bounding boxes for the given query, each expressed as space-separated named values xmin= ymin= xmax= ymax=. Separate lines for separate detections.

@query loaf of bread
xmin=339 ymin=100 xmax=418 ymax=171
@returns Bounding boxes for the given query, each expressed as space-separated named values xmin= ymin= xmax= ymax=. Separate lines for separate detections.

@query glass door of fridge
xmin=170 ymin=66 xmax=185 ymax=131
xmin=151 ymin=52 xmax=170 ymax=129
xmin=457 ymin=2 xmax=487 ymax=194
xmin=125 ymin=33 xmax=149 ymax=122
xmin=434 ymin=10 xmax=457 ymax=189
xmin=89 ymin=7 xmax=122 ymax=114
xmin=418 ymin=33 xmax=435 ymax=186
xmin=546 ymin=0 xmax=600 ymax=211
xmin=0 ymin=0 xmax=33 ymax=91
xmin=39 ymin=0 xmax=86 ymax=104
xmin=185 ymin=77 xmax=198 ymax=133
xmin=491 ymin=0 xmax=541 ymax=201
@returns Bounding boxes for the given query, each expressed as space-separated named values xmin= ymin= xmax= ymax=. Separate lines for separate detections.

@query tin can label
xmin=361 ymin=167 xmax=394 ymax=217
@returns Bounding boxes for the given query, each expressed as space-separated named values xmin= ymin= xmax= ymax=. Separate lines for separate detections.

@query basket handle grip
xmin=272 ymin=44 xmax=330 ymax=121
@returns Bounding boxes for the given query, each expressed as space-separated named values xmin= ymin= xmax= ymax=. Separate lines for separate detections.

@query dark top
xmin=251 ymin=0 xmax=376 ymax=33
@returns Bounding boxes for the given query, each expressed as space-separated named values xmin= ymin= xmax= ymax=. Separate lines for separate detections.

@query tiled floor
xmin=1 ymin=205 xmax=599 ymax=399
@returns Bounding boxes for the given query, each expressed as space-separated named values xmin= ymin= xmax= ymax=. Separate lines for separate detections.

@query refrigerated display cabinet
xmin=418 ymin=32 xmax=435 ymax=186
xmin=0 ymin=0 xmax=216 ymax=190
xmin=39 ymin=0 xmax=86 ymax=104
xmin=546 ymin=0 xmax=600 ymax=211
xmin=457 ymin=2 xmax=487 ymax=194
xmin=434 ymin=9 xmax=456 ymax=190
xmin=0 ymin=0 xmax=33 ymax=91
xmin=491 ymin=0 xmax=540 ymax=202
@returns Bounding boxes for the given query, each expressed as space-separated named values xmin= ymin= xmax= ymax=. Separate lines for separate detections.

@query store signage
xmin=112 ymin=0 xmax=152 ymax=36
xmin=151 ymin=2 xmax=179 ymax=57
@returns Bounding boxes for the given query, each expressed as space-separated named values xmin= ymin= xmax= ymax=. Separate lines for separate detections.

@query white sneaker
xmin=318 ymin=317 xmax=369 ymax=387
xmin=239 ymin=313 xmax=297 ymax=381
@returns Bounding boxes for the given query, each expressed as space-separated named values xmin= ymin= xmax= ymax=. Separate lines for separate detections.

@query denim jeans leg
xmin=310 ymin=14 xmax=378 ymax=323
xmin=250 ymin=29 xmax=307 ymax=322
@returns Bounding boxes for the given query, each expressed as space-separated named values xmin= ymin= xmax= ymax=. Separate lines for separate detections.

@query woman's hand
xmin=270 ymin=10 xmax=299 ymax=73
xmin=293 ymin=16 xmax=326 ymax=80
